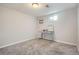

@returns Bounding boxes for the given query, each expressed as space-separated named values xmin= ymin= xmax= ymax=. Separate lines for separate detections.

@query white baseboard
xmin=54 ymin=39 xmax=76 ymax=46
xmin=0 ymin=38 xmax=35 ymax=49
xmin=0 ymin=38 xmax=76 ymax=49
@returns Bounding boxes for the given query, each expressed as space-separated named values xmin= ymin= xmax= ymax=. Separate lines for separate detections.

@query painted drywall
xmin=37 ymin=7 xmax=77 ymax=45
xmin=77 ymin=4 xmax=79 ymax=51
xmin=36 ymin=16 xmax=54 ymax=38
xmin=0 ymin=6 xmax=37 ymax=47
xmin=54 ymin=7 xmax=77 ymax=45
xmin=37 ymin=16 xmax=54 ymax=31
xmin=0 ymin=8 xmax=3 ymax=44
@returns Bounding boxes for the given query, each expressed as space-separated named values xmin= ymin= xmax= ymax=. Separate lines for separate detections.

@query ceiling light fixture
xmin=32 ymin=3 xmax=39 ymax=8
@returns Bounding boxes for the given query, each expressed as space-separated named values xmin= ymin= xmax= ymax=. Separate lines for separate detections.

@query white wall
xmin=0 ymin=5 xmax=77 ymax=48
xmin=0 ymin=6 xmax=37 ymax=47
xmin=36 ymin=16 xmax=54 ymax=38
xmin=54 ymin=7 xmax=77 ymax=45
xmin=37 ymin=7 xmax=77 ymax=45
xmin=37 ymin=16 xmax=54 ymax=31
xmin=77 ymin=4 xmax=79 ymax=51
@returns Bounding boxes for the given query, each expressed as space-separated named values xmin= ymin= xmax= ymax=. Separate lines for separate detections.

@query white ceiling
xmin=0 ymin=3 xmax=77 ymax=16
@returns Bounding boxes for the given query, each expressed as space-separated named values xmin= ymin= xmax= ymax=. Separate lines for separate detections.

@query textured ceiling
xmin=0 ymin=3 xmax=77 ymax=16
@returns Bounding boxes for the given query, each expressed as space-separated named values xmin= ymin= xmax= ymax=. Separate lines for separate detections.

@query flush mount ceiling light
xmin=32 ymin=3 xmax=39 ymax=8
xmin=32 ymin=3 xmax=49 ymax=8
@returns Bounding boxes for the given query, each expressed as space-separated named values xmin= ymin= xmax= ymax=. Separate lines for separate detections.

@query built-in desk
xmin=41 ymin=30 xmax=54 ymax=40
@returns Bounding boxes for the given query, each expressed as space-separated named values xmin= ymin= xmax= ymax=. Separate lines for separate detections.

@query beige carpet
xmin=0 ymin=39 xmax=78 ymax=55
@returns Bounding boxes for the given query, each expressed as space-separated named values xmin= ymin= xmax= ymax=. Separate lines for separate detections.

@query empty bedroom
xmin=0 ymin=3 xmax=79 ymax=55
